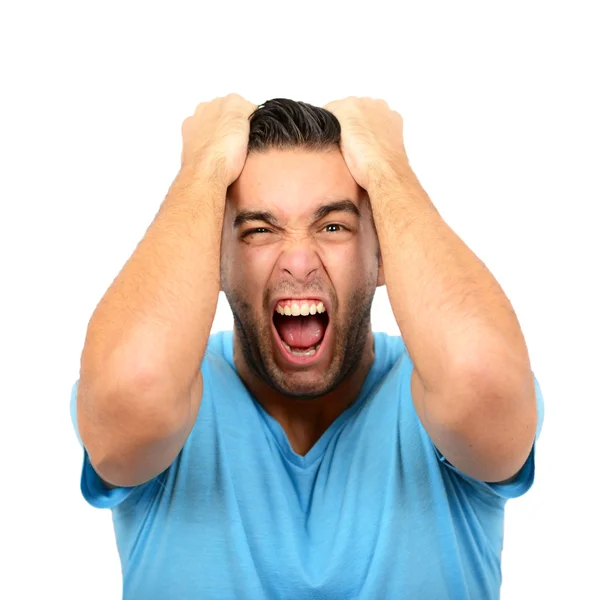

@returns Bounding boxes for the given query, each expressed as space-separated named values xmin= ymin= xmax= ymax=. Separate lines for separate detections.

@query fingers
xmin=200 ymin=94 xmax=256 ymax=118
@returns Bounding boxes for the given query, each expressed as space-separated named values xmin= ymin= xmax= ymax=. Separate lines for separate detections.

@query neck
xmin=233 ymin=330 xmax=376 ymax=455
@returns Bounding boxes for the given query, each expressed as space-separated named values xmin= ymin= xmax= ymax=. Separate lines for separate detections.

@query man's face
xmin=220 ymin=148 xmax=383 ymax=400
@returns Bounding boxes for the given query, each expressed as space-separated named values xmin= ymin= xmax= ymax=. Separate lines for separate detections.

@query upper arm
xmin=410 ymin=364 xmax=541 ymax=485
xmin=74 ymin=368 xmax=203 ymax=490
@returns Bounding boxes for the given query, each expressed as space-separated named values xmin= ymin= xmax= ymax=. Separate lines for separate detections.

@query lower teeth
xmin=282 ymin=340 xmax=321 ymax=356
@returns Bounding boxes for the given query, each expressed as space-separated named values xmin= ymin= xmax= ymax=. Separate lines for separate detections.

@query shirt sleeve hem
xmin=80 ymin=449 xmax=137 ymax=509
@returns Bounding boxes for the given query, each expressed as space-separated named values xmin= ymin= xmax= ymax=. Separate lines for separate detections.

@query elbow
xmin=76 ymin=366 xmax=187 ymax=487
xmin=429 ymin=363 xmax=538 ymax=483
xmin=88 ymin=451 xmax=160 ymax=489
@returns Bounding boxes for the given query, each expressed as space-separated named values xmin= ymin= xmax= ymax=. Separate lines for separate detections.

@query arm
xmin=325 ymin=97 xmax=537 ymax=483
xmin=369 ymin=169 xmax=536 ymax=483
xmin=77 ymin=94 xmax=255 ymax=488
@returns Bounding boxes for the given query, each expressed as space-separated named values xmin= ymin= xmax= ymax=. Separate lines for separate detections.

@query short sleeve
xmin=433 ymin=373 xmax=545 ymax=500
xmin=70 ymin=379 xmax=140 ymax=509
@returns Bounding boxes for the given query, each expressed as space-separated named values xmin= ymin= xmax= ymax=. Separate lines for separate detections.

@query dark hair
xmin=248 ymin=98 xmax=341 ymax=153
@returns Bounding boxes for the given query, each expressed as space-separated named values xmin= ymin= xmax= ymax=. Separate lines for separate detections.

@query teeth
xmin=281 ymin=339 xmax=321 ymax=356
xmin=275 ymin=301 xmax=326 ymax=316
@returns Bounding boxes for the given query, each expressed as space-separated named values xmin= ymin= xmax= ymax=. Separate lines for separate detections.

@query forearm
xmin=81 ymin=165 xmax=226 ymax=412
xmin=370 ymin=166 xmax=532 ymax=414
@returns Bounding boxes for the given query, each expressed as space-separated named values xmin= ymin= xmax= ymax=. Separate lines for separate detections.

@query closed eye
xmin=241 ymin=224 xmax=349 ymax=240
xmin=241 ymin=227 xmax=271 ymax=238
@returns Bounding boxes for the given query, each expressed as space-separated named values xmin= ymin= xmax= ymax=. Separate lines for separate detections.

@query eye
xmin=323 ymin=224 xmax=347 ymax=233
xmin=242 ymin=227 xmax=270 ymax=238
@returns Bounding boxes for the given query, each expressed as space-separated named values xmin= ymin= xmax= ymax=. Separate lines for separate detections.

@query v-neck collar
xmin=222 ymin=330 xmax=382 ymax=468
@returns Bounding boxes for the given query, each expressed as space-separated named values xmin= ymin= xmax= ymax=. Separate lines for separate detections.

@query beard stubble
xmin=225 ymin=278 xmax=377 ymax=401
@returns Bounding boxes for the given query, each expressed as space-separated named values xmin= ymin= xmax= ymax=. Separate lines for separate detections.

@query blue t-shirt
xmin=70 ymin=330 xmax=544 ymax=599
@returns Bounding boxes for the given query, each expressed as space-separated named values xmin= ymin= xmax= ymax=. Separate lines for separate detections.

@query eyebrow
xmin=312 ymin=199 xmax=361 ymax=222
xmin=233 ymin=210 xmax=281 ymax=229
xmin=233 ymin=199 xmax=361 ymax=229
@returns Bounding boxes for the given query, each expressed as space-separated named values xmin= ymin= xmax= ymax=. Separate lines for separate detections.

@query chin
xmin=265 ymin=355 xmax=343 ymax=400
xmin=272 ymin=379 xmax=332 ymax=401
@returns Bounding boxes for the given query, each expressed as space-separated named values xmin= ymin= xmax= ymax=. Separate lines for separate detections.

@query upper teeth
xmin=276 ymin=301 xmax=326 ymax=316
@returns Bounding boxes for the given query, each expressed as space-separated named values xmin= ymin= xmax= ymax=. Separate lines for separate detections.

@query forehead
xmin=228 ymin=149 xmax=364 ymax=219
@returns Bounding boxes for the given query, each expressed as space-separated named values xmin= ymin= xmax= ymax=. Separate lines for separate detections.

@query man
xmin=70 ymin=95 xmax=544 ymax=599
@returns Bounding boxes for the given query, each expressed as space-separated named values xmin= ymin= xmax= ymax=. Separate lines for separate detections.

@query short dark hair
xmin=248 ymin=98 xmax=341 ymax=153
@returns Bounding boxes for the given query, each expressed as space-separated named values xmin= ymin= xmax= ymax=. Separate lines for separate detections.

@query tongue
xmin=276 ymin=315 xmax=326 ymax=349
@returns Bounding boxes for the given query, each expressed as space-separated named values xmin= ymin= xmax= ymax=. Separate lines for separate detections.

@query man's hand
xmin=324 ymin=97 xmax=411 ymax=191
xmin=181 ymin=93 xmax=256 ymax=185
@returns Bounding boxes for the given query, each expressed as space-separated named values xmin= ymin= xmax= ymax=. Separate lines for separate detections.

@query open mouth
xmin=272 ymin=299 xmax=330 ymax=361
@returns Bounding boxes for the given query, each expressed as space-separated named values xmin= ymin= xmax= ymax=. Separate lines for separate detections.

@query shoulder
xmin=353 ymin=332 xmax=412 ymax=410
xmin=373 ymin=331 xmax=407 ymax=361
xmin=202 ymin=330 xmax=236 ymax=376
xmin=205 ymin=329 xmax=234 ymax=360
xmin=198 ymin=330 xmax=252 ymax=410
xmin=372 ymin=331 xmax=412 ymax=381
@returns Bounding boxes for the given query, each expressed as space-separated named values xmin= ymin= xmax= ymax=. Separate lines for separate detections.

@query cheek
xmin=324 ymin=249 xmax=360 ymax=290
xmin=324 ymin=243 xmax=370 ymax=274
xmin=230 ymin=246 xmax=275 ymax=292
xmin=324 ymin=244 xmax=378 ymax=295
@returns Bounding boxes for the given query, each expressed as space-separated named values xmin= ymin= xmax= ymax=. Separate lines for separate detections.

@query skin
xmin=79 ymin=94 xmax=536 ymax=487
xmin=326 ymin=97 xmax=536 ymax=483
xmin=220 ymin=148 xmax=384 ymax=453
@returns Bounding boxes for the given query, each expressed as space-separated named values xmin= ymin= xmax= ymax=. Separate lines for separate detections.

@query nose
xmin=277 ymin=238 xmax=321 ymax=284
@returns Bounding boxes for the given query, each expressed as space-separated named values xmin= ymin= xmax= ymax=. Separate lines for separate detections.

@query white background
xmin=1 ymin=1 xmax=598 ymax=598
